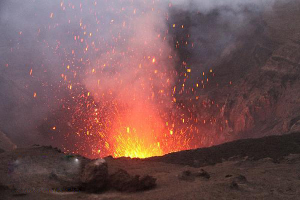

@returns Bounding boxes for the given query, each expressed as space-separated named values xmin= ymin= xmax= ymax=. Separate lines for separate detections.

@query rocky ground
xmin=1 ymin=132 xmax=300 ymax=199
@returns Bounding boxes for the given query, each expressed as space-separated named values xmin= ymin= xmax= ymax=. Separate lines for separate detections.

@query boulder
xmin=80 ymin=159 xmax=108 ymax=192
xmin=138 ymin=175 xmax=157 ymax=191
xmin=178 ymin=170 xmax=195 ymax=182
xmin=196 ymin=169 xmax=210 ymax=179
xmin=233 ymin=175 xmax=247 ymax=184
xmin=109 ymin=169 xmax=156 ymax=192
xmin=179 ymin=169 xmax=210 ymax=181
xmin=230 ymin=181 xmax=239 ymax=190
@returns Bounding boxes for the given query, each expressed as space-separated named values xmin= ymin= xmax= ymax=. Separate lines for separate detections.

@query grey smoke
xmin=0 ymin=0 xmax=277 ymax=148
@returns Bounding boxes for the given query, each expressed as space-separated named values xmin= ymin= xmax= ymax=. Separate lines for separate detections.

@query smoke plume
xmin=0 ymin=0 xmax=277 ymax=156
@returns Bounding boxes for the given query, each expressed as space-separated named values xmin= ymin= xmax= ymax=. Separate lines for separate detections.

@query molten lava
xmin=108 ymin=100 xmax=170 ymax=158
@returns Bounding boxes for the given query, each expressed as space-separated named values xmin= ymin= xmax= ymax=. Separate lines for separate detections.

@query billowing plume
xmin=0 ymin=0 xmax=277 ymax=157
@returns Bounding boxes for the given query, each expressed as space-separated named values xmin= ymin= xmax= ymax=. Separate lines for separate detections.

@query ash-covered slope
xmin=147 ymin=132 xmax=300 ymax=167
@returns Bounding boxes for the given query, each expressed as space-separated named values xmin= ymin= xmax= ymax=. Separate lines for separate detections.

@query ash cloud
xmin=164 ymin=0 xmax=277 ymax=93
xmin=0 ymin=0 xmax=277 ymax=150
xmin=169 ymin=0 xmax=276 ymax=66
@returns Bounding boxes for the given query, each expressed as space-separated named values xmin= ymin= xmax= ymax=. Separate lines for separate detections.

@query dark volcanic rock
xmin=0 ymin=183 xmax=9 ymax=191
xmin=230 ymin=181 xmax=239 ymax=190
xmin=196 ymin=169 xmax=210 ymax=179
xmin=110 ymin=169 xmax=138 ymax=191
xmin=229 ymin=175 xmax=248 ymax=190
xmin=138 ymin=175 xmax=157 ymax=190
xmin=80 ymin=159 xmax=108 ymax=192
xmin=109 ymin=169 xmax=156 ymax=192
xmin=178 ymin=170 xmax=195 ymax=182
xmin=179 ymin=169 xmax=210 ymax=181
xmin=233 ymin=175 xmax=247 ymax=184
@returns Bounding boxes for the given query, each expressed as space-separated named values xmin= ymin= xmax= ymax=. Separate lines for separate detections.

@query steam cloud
xmin=0 ymin=0 xmax=276 ymax=151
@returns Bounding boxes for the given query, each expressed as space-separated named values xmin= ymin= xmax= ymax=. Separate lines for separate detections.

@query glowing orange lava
xmin=113 ymin=130 xmax=163 ymax=158
xmin=108 ymin=105 xmax=165 ymax=158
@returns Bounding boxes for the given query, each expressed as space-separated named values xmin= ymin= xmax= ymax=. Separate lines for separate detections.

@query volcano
xmin=1 ymin=0 xmax=300 ymax=199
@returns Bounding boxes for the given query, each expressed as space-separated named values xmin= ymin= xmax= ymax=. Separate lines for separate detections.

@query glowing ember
xmin=1 ymin=0 xmax=226 ymax=159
